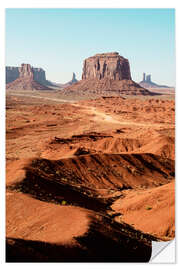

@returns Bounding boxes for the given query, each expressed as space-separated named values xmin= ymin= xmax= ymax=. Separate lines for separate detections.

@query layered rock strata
xmin=82 ymin=52 xmax=131 ymax=81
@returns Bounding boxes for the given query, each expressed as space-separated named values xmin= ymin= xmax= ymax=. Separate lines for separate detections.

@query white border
xmin=0 ymin=4 xmax=6 ymax=266
xmin=1 ymin=0 xmax=179 ymax=268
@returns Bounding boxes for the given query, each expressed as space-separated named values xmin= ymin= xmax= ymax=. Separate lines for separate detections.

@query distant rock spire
xmin=72 ymin=72 xmax=76 ymax=81
xmin=142 ymin=73 xmax=151 ymax=82
xmin=71 ymin=72 xmax=77 ymax=83
xmin=146 ymin=75 xmax=151 ymax=82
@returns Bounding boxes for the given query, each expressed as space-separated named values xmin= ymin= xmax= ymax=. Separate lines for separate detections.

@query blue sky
xmin=6 ymin=8 xmax=175 ymax=85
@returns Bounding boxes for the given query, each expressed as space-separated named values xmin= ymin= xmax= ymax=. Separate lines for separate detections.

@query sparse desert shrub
xmin=145 ymin=206 xmax=152 ymax=210
xmin=61 ymin=200 xmax=67 ymax=205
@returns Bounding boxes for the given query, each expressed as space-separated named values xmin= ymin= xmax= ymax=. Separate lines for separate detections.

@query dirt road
xmin=7 ymin=92 xmax=174 ymax=128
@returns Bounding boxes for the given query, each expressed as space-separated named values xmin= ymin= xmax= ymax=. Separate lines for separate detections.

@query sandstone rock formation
xmin=71 ymin=72 xmax=78 ymax=83
xmin=6 ymin=67 xmax=20 ymax=83
xmin=51 ymin=73 xmax=78 ymax=89
xmin=82 ymin=52 xmax=131 ymax=81
xmin=19 ymin=64 xmax=34 ymax=78
xmin=33 ymin=68 xmax=46 ymax=85
xmin=63 ymin=52 xmax=154 ymax=96
xmin=6 ymin=64 xmax=52 ymax=90
xmin=6 ymin=64 xmax=55 ymax=87
xmin=139 ymin=73 xmax=171 ymax=89
xmin=64 ymin=72 xmax=78 ymax=86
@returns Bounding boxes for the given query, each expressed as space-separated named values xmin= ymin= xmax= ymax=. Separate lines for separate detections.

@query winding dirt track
xmin=8 ymin=92 xmax=173 ymax=128
xmin=83 ymin=106 xmax=169 ymax=127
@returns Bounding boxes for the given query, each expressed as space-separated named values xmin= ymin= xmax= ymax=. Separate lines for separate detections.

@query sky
xmin=6 ymin=8 xmax=175 ymax=86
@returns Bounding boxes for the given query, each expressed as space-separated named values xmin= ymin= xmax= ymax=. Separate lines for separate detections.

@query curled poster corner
xmin=150 ymin=239 xmax=175 ymax=263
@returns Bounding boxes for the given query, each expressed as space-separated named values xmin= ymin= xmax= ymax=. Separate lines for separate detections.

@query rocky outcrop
xmin=82 ymin=52 xmax=131 ymax=81
xmin=19 ymin=64 xmax=34 ymax=78
xmin=139 ymin=73 xmax=171 ymax=89
xmin=6 ymin=64 xmax=55 ymax=87
xmin=6 ymin=67 xmax=20 ymax=83
xmin=71 ymin=72 xmax=77 ymax=83
xmin=52 ymin=73 xmax=78 ymax=89
xmin=63 ymin=52 xmax=155 ymax=96
xmin=64 ymin=72 xmax=78 ymax=86
xmin=6 ymin=64 xmax=52 ymax=90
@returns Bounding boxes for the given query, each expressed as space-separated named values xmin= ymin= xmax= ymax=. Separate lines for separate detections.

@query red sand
xmin=6 ymin=91 xmax=175 ymax=261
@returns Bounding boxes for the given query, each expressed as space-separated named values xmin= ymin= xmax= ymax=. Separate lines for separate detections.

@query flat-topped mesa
xmin=6 ymin=63 xmax=52 ymax=90
xmin=61 ymin=52 xmax=158 ymax=96
xmin=82 ymin=52 xmax=131 ymax=81
xmin=32 ymin=67 xmax=47 ymax=85
xmin=6 ymin=67 xmax=20 ymax=83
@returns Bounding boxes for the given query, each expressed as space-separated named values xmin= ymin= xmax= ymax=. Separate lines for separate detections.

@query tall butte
xmin=63 ymin=52 xmax=154 ymax=95
xmin=6 ymin=63 xmax=52 ymax=90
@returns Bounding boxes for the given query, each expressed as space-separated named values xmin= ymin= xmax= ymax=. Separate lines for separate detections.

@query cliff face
xmin=82 ymin=52 xmax=131 ymax=81
xmin=63 ymin=52 xmax=154 ymax=96
xmin=6 ymin=64 xmax=52 ymax=90
xmin=6 ymin=64 xmax=50 ymax=86
xmin=32 ymin=68 xmax=47 ymax=85
xmin=6 ymin=67 xmax=20 ymax=83
xmin=19 ymin=64 xmax=34 ymax=78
